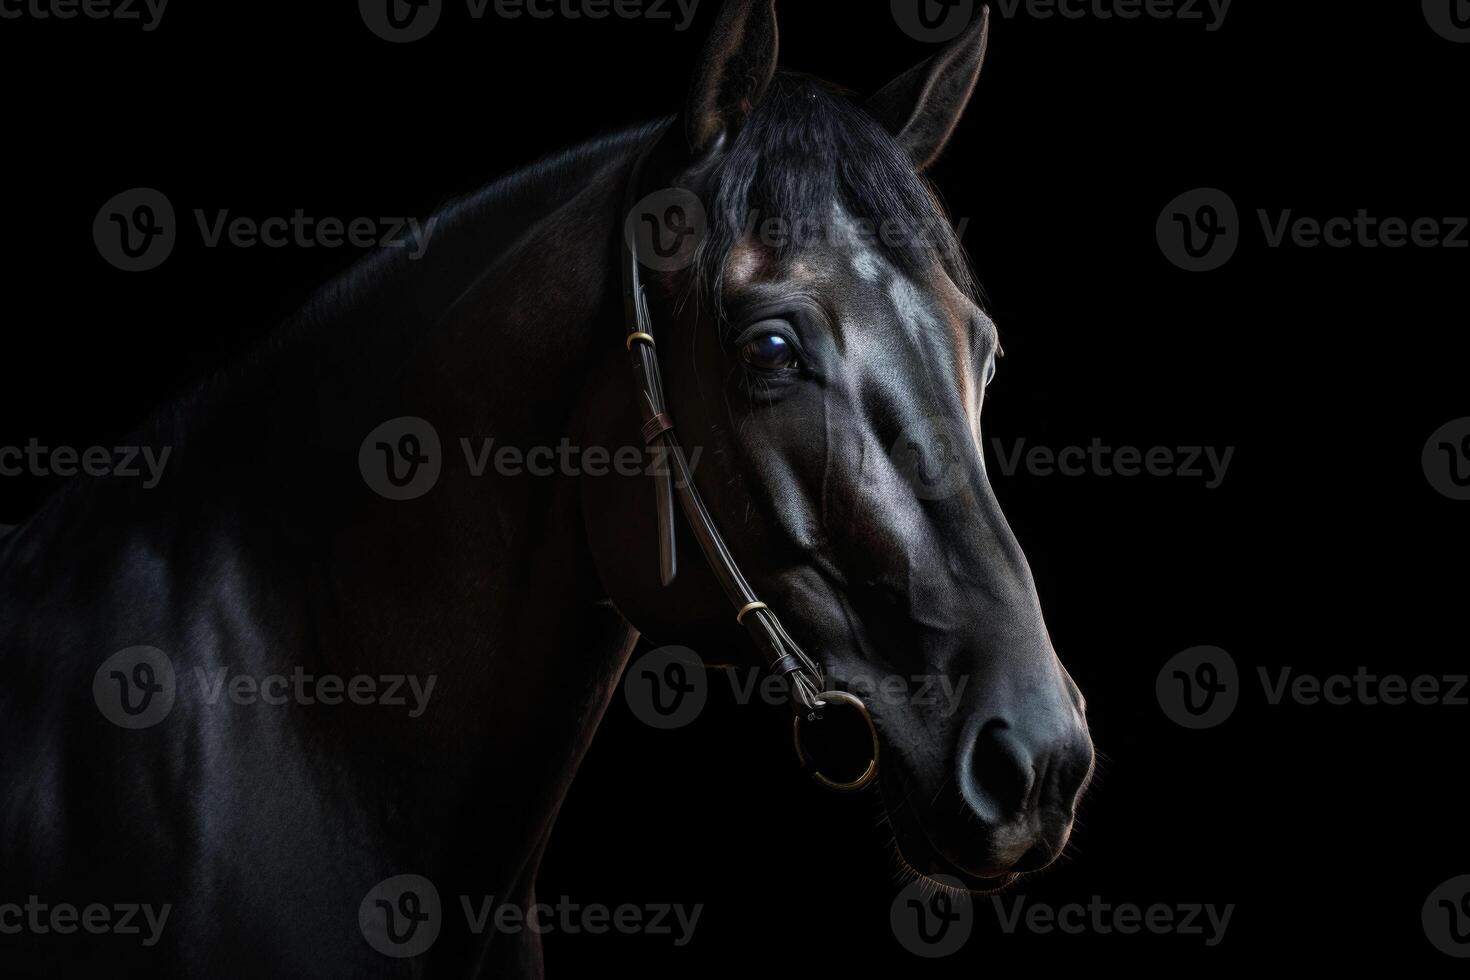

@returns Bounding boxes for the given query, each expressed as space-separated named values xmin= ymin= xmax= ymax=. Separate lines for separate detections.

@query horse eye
xmin=741 ymin=332 xmax=798 ymax=372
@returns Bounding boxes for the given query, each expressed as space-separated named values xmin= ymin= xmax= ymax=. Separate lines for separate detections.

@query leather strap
xmin=619 ymin=147 xmax=827 ymax=717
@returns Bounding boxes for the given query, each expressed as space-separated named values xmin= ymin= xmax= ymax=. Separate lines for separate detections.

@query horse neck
xmin=1 ymin=131 xmax=652 ymax=735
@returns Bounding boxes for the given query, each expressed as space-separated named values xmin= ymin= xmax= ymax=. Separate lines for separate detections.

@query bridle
xmin=619 ymin=151 xmax=879 ymax=793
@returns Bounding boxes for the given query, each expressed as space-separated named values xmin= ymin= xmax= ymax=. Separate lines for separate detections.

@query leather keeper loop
xmin=641 ymin=413 xmax=674 ymax=444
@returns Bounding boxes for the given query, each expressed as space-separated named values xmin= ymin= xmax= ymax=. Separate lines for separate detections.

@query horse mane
xmin=695 ymin=72 xmax=978 ymax=315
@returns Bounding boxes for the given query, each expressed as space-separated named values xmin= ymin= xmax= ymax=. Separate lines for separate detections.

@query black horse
xmin=0 ymin=2 xmax=1091 ymax=974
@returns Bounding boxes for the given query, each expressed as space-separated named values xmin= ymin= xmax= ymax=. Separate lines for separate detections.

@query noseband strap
xmin=619 ymin=151 xmax=828 ymax=718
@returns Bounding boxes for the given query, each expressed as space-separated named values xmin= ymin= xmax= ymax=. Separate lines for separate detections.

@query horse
xmin=0 ymin=1 xmax=1092 ymax=974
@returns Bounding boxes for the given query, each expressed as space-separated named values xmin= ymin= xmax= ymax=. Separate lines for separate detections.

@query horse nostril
xmin=965 ymin=719 xmax=1034 ymax=821
xmin=949 ymin=714 xmax=1092 ymax=878
xmin=963 ymin=715 xmax=1092 ymax=822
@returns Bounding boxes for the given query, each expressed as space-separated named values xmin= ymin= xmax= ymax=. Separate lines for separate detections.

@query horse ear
xmin=685 ymin=0 xmax=780 ymax=159
xmin=867 ymin=6 xmax=991 ymax=172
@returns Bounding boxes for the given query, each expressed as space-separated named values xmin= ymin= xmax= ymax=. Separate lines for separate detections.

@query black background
xmin=1 ymin=0 xmax=1466 ymax=974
